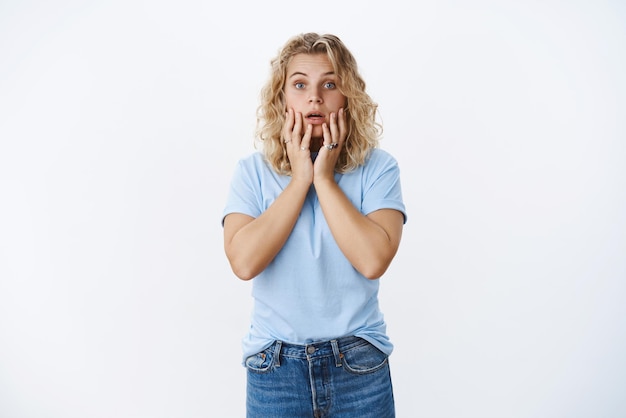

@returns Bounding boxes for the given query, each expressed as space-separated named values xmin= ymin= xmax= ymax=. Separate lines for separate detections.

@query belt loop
xmin=331 ymin=339 xmax=342 ymax=367
xmin=273 ymin=341 xmax=283 ymax=367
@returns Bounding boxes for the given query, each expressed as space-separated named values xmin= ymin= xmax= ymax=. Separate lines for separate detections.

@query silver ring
xmin=284 ymin=139 xmax=291 ymax=144
xmin=324 ymin=143 xmax=338 ymax=150
xmin=300 ymin=146 xmax=307 ymax=151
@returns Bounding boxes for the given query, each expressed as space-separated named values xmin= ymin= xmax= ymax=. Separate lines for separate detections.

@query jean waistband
xmin=272 ymin=335 xmax=366 ymax=365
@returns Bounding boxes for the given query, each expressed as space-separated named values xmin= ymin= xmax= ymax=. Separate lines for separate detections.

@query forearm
xmin=314 ymin=179 xmax=402 ymax=279
xmin=224 ymin=179 xmax=310 ymax=280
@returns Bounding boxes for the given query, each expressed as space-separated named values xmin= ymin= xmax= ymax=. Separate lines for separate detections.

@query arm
xmin=313 ymin=110 xmax=404 ymax=279
xmin=223 ymin=177 xmax=310 ymax=281
xmin=223 ymin=110 xmax=314 ymax=281
xmin=314 ymin=178 xmax=404 ymax=279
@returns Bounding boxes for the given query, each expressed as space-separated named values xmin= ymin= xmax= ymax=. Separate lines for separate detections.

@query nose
xmin=308 ymin=88 xmax=323 ymax=103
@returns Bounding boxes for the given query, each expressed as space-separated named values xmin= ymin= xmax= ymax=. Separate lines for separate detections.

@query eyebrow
xmin=288 ymin=71 xmax=335 ymax=79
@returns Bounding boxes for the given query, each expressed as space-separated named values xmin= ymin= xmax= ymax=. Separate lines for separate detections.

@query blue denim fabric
xmin=245 ymin=336 xmax=395 ymax=418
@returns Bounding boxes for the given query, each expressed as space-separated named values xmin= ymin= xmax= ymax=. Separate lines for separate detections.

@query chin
xmin=311 ymin=126 xmax=324 ymax=138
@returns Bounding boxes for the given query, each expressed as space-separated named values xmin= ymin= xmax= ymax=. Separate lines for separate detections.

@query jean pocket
xmin=341 ymin=339 xmax=389 ymax=375
xmin=245 ymin=346 xmax=276 ymax=374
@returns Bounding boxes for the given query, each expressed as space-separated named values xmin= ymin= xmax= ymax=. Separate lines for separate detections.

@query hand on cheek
xmin=282 ymin=108 xmax=313 ymax=184
xmin=314 ymin=108 xmax=346 ymax=181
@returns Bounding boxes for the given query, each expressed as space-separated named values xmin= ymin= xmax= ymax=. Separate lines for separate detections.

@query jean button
xmin=307 ymin=346 xmax=316 ymax=355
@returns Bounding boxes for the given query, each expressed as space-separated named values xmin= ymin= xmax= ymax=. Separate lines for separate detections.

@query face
xmin=284 ymin=53 xmax=347 ymax=139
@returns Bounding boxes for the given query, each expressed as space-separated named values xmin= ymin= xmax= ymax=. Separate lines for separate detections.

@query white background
xmin=1 ymin=0 xmax=625 ymax=417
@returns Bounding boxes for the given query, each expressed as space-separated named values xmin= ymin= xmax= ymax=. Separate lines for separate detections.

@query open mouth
xmin=306 ymin=112 xmax=326 ymax=125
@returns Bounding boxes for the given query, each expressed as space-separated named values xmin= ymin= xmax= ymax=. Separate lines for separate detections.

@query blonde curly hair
xmin=255 ymin=33 xmax=382 ymax=175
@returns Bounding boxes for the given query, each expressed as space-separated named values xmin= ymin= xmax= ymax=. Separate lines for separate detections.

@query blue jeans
xmin=245 ymin=336 xmax=395 ymax=417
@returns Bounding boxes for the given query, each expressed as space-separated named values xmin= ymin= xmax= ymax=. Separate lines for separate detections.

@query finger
xmin=292 ymin=111 xmax=303 ymax=142
xmin=329 ymin=112 xmax=339 ymax=144
xmin=300 ymin=123 xmax=313 ymax=151
xmin=338 ymin=108 xmax=347 ymax=146
xmin=283 ymin=109 xmax=294 ymax=142
xmin=321 ymin=122 xmax=331 ymax=148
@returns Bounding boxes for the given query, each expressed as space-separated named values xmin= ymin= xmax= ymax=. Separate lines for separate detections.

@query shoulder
xmin=230 ymin=151 xmax=289 ymax=189
xmin=367 ymin=148 xmax=397 ymax=162
xmin=232 ymin=151 xmax=273 ymax=174
xmin=363 ymin=148 xmax=400 ymax=172
xmin=236 ymin=151 xmax=266 ymax=166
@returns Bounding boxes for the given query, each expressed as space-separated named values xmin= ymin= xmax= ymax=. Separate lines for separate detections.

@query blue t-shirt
xmin=222 ymin=148 xmax=407 ymax=362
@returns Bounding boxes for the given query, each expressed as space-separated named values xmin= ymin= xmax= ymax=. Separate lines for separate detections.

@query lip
xmin=305 ymin=111 xmax=326 ymax=124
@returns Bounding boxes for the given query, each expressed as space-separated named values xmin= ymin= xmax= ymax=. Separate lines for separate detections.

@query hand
xmin=313 ymin=108 xmax=347 ymax=184
xmin=283 ymin=108 xmax=313 ymax=185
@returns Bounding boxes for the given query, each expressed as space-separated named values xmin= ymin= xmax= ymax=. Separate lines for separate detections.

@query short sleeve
xmin=361 ymin=150 xmax=407 ymax=224
xmin=221 ymin=156 xmax=263 ymax=226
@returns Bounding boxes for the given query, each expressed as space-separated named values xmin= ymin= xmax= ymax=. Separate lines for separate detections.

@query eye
xmin=324 ymin=82 xmax=336 ymax=89
xmin=295 ymin=82 xmax=305 ymax=89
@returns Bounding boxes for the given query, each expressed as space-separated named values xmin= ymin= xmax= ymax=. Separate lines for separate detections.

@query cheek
xmin=329 ymin=93 xmax=347 ymax=108
xmin=284 ymin=93 xmax=299 ymax=110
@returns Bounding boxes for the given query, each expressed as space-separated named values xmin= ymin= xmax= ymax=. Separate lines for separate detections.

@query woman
xmin=222 ymin=32 xmax=406 ymax=417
